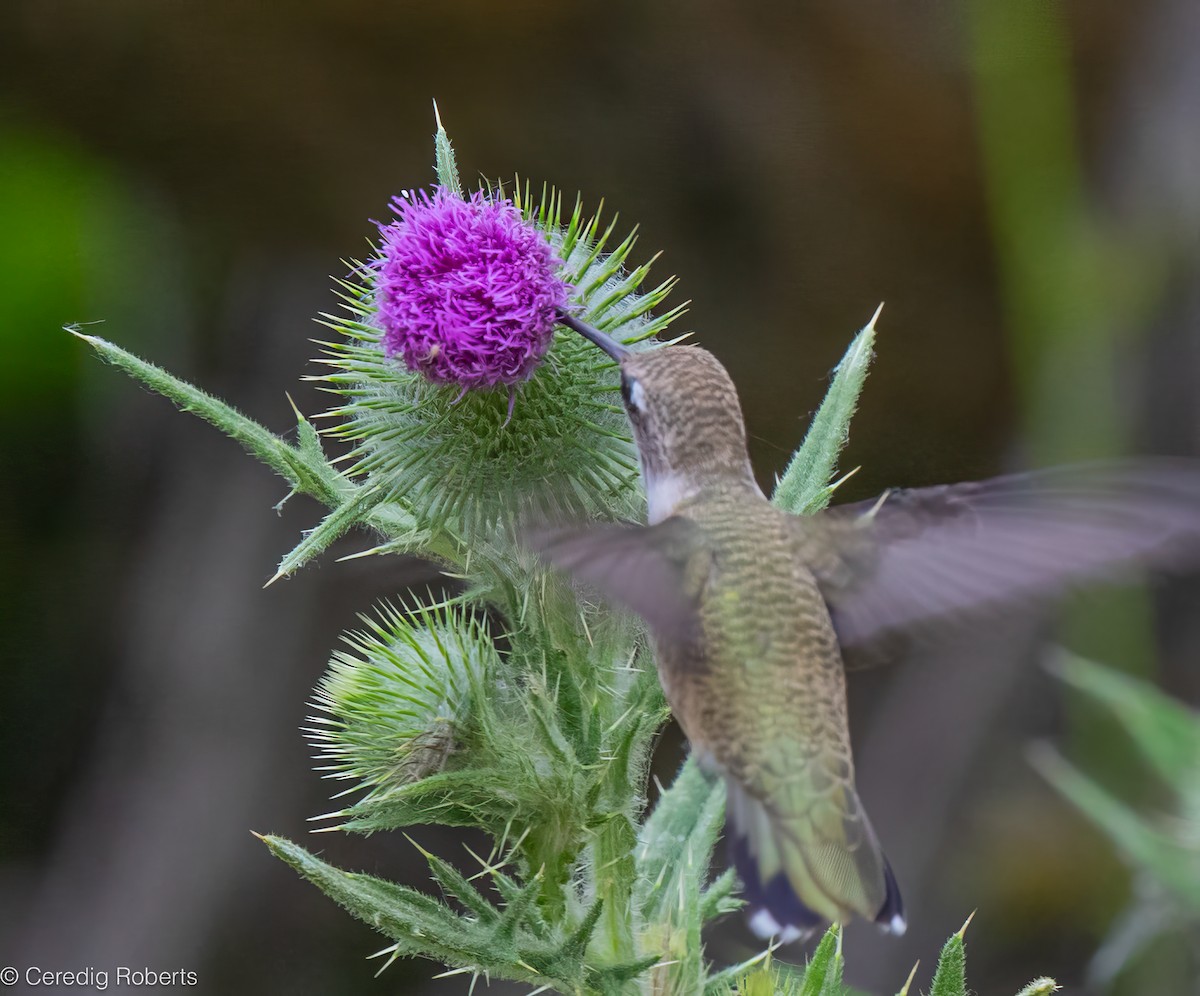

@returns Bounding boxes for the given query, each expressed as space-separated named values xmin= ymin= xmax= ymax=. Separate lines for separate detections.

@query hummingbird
xmin=537 ymin=311 xmax=1200 ymax=942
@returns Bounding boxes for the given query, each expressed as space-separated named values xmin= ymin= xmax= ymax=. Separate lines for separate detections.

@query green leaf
xmin=594 ymin=954 xmax=664 ymax=991
xmin=329 ymin=768 xmax=515 ymax=832
xmin=635 ymin=757 xmax=725 ymax=922
xmin=552 ymin=897 xmax=605 ymax=967
xmin=269 ymin=486 xmax=389 ymax=583
xmin=708 ymin=940 xmax=839 ymax=995
xmin=488 ymin=873 xmax=543 ymax=945
xmin=772 ymin=308 xmax=879 ymax=516
xmin=261 ymin=835 xmax=497 ymax=969
xmin=407 ymin=837 xmax=499 ymax=924
xmin=283 ymin=392 xmax=336 ymax=508
xmin=928 ymin=914 xmax=973 ymax=996
xmin=261 ymin=834 xmax=598 ymax=992
xmin=1087 ymin=895 xmax=1176 ymax=987
xmin=800 ymin=925 xmax=845 ymax=996
xmin=1030 ymin=742 xmax=1200 ymax=908
xmin=73 ymin=329 xmax=347 ymax=508
xmin=1039 ymin=655 xmax=1200 ymax=989
xmin=432 ymin=100 xmax=463 ymax=196
xmin=1048 ymin=652 xmax=1200 ymax=793
xmin=632 ymin=758 xmax=726 ymax=993
xmin=699 ymin=867 xmax=741 ymax=923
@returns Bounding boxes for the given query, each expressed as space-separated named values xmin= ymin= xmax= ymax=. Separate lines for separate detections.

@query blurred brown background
xmin=2 ymin=1 xmax=1198 ymax=993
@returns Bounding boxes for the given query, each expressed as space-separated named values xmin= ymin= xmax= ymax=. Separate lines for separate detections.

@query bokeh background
xmin=2 ymin=1 xmax=1198 ymax=993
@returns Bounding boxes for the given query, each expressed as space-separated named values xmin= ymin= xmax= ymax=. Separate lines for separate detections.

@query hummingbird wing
xmin=801 ymin=460 xmax=1200 ymax=650
xmin=527 ymin=516 xmax=705 ymax=641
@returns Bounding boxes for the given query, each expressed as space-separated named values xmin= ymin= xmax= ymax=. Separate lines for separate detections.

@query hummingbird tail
xmin=725 ymin=778 xmax=906 ymax=941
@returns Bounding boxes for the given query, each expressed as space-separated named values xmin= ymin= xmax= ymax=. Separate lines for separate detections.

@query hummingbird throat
xmin=643 ymin=467 xmax=695 ymax=524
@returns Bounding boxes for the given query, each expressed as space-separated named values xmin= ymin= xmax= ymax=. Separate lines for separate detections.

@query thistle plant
xmin=72 ymin=112 xmax=1056 ymax=994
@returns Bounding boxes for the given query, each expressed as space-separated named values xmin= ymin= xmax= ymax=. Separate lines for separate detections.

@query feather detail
xmin=725 ymin=777 xmax=905 ymax=940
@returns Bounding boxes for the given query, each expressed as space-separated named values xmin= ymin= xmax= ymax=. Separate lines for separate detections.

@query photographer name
xmin=10 ymin=967 xmax=198 ymax=989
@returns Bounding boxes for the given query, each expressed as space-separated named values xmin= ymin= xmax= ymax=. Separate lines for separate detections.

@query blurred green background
xmin=2 ymin=1 xmax=1198 ymax=993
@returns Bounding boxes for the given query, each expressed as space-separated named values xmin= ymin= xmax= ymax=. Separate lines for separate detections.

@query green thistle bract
xmin=306 ymin=600 xmax=494 ymax=801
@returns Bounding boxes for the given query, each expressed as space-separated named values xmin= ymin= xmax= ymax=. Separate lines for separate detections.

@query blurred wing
xmin=803 ymin=460 xmax=1200 ymax=649
xmin=527 ymin=516 xmax=703 ymax=641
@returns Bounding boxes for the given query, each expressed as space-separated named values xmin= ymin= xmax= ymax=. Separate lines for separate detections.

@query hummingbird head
xmin=617 ymin=345 xmax=754 ymax=482
xmin=556 ymin=311 xmax=759 ymax=521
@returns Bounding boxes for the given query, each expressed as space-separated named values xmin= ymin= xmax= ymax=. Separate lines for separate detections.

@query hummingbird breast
xmin=653 ymin=489 xmax=899 ymax=930
xmin=655 ymin=490 xmax=854 ymax=790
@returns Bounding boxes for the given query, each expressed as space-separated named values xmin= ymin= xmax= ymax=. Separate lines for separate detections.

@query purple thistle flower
xmin=374 ymin=188 xmax=570 ymax=390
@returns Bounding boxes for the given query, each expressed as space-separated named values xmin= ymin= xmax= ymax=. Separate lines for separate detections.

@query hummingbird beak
xmin=556 ymin=308 xmax=630 ymax=362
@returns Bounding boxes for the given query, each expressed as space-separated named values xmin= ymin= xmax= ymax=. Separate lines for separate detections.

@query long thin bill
xmin=556 ymin=309 xmax=629 ymax=361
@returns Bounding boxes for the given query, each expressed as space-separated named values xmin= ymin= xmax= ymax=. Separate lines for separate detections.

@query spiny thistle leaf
xmin=261 ymin=835 xmax=590 ymax=992
xmin=635 ymin=757 xmax=725 ymax=923
xmin=432 ymin=100 xmax=463 ymax=197
xmin=288 ymin=393 xmax=333 ymax=487
xmin=261 ymin=834 xmax=484 ymax=957
xmin=67 ymin=330 xmax=436 ymax=578
xmin=553 ymin=897 xmax=606 ymax=966
xmin=70 ymin=328 xmax=349 ymax=509
xmin=321 ymin=767 xmax=527 ymax=831
xmin=269 ymin=486 xmax=389 ymax=584
xmin=772 ymin=305 xmax=879 ymax=516
xmin=631 ymin=759 xmax=728 ymax=994
xmin=330 ymin=724 xmax=593 ymax=915
xmin=407 ymin=837 xmax=499 ymax=924
xmin=927 ymin=914 xmax=972 ymax=996
xmin=709 ymin=938 xmax=844 ymax=996
xmin=1030 ymin=742 xmax=1200 ymax=908
xmin=1047 ymin=652 xmax=1200 ymax=792
xmin=638 ymin=758 xmax=729 ymax=993
xmin=306 ymin=600 xmax=495 ymax=802
xmin=699 ymin=867 xmax=742 ymax=923
xmin=1040 ymin=656 xmax=1200 ymax=905
xmin=798 ymin=925 xmax=844 ymax=996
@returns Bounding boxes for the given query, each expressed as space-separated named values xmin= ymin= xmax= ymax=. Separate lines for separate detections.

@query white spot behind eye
xmin=629 ymin=379 xmax=646 ymax=411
